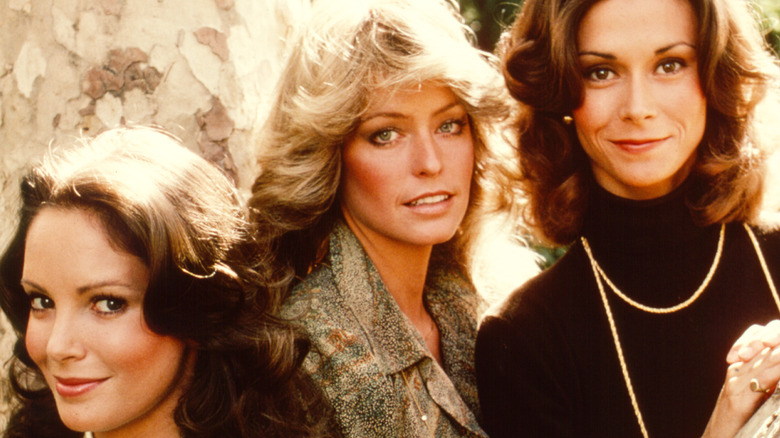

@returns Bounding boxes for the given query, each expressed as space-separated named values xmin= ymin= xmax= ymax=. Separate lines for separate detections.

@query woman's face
xmin=340 ymin=83 xmax=474 ymax=251
xmin=572 ymin=0 xmax=707 ymax=200
xmin=22 ymin=207 xmax=189 ymax=436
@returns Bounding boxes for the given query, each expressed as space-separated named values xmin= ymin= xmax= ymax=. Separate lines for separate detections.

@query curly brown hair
xmin=501 ymin=0 xmax=780 ymax=245
xmin=0 ymin=128 xmax=336 ymax=438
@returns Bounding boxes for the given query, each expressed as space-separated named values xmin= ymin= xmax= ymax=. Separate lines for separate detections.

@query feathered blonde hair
xmin=249 ymin=0 xmax=517 ymax=287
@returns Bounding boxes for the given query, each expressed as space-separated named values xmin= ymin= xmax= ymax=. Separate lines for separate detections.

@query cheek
xmin=341 ymin=151 xmax=396 ymax=211
xmin=121 ymin=335 xmax=186 ymax=380
xmin=456 ymin=145 xmax=475 ymax=188
xmin=111 ymin=317 xmax=185 ymax=371
xmin=25 ymin=319 xmax=50 ymax=368
xmin=673 ymin=85 xmax=707 ymax=138
xmin=572 ymin=95 xmax=605 ymax=145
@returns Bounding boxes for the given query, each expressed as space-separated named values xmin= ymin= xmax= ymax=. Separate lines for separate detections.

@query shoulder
xmin=282 ymin=264 xmax=383 ymax=382
xmin=428 ymin=257 xmax=481 ymax=315
xmin=484 ymin=244 xmax=589 ymax=325
xmin=282 ymin=263 xmax=339 ymax=318
xmin=282 ymin=264 xmax=356 ymax=344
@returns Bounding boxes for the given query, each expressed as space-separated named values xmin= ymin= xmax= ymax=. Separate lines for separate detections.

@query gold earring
xmin=563 ymin=115 xmax=573 ymax=125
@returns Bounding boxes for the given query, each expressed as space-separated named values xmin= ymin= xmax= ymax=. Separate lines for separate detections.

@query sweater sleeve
xmin=476 ymin=308 xmax=580 ymax=437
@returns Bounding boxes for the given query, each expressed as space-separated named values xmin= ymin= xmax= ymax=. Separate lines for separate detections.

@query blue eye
xmin=439 ymin=119 xmax=465 ymax=135
xmin=369 ymin=129 xmax=400 ymax=145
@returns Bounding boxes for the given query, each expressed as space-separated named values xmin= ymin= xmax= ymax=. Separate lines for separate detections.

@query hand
xmin=726 ymin=320 xmax=780 ymax=364
xmin=703 ymin=322 xmax=780 ymax=438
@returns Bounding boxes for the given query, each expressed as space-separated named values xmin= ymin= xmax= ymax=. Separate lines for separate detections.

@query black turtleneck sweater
xmin=476 ymin=184 xmax=780 ymax=437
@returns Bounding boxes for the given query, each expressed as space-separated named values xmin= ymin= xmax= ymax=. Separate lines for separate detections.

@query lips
xmin=55 ymin=377 xmax=108 ymax=398
xmin=405 ymin=193 xmax=451 ymax=207
xmin=611 ymin=137 xmax=669 ymax=150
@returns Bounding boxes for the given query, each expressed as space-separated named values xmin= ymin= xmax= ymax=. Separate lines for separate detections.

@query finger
xmin=740 ymin=340 xmax=772 ymax=363
xmin=738 ymin=322 xmax=780 ymax=363
xmin=749 ymin=344 xmax=780 ymax=387
xmin=759 ymin=320 xmax=780 ymax=348
xmin=728 ymin=324 xmax=764 ymax=363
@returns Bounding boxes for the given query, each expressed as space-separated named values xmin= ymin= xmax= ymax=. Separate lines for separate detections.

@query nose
xmin=412 ymin=131 xmax=443 ymax=176
xmin=620 ymin=75 xmax=656 ymax=123
xmin=45 ymin=312 xmax=87 ymax=363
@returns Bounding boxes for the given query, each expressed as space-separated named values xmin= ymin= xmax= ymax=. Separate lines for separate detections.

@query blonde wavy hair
xmin=249 ymin=0 xmax=516 ymax=286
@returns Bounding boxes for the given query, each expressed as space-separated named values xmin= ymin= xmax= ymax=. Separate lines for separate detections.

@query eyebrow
xmin=361 ymin=100 xmax=464 ymax=123
xmin=20 ymin=279 xmax=138 ymax=295
xmin=578 ymin=42 xmax=696 ymax=58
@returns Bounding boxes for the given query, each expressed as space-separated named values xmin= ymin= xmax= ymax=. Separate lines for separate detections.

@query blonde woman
xmin=249 ymin=0 xmax=514 ymax=436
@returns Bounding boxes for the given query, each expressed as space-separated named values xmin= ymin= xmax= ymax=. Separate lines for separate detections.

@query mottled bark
xmin=0 ymin=0 xmax=309 ymax=428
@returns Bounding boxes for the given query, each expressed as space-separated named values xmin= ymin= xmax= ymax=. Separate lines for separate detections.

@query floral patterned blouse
xmin=281 ymin=221 xmax=487 ymax=437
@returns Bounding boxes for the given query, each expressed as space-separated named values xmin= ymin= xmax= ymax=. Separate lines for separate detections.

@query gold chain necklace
xmin=582 ymin=224 xmax=725 ymax=313
xmin=581 ymin=223 xmax=780 ymax=438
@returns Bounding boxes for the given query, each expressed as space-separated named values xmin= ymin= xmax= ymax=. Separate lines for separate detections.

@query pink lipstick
xmin=55 ymin=377 xmax=107 ymax=398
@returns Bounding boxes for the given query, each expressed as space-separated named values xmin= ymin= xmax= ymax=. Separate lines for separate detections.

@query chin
xmin=409 ymin=227 xmax=459 ymax=247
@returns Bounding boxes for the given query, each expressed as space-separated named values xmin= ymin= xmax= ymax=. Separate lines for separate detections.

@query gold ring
xmin=750 ymin=378 xmax=773 ymax=394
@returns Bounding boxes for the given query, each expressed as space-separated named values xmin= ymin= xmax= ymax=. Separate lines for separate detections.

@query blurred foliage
xmin=529 ymin=243 xmax=570 ymax=270
xmin=760 ymin=0 xmax=780 ymax=54
xmin=458 ymin=0 xmax=522 ymax=51
xmin=459 ymin=0 xmax=780 ymax=55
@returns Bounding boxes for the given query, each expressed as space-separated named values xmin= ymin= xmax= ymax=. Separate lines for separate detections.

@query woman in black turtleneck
xmin=476 ymin=0 xmax=780 ymax=437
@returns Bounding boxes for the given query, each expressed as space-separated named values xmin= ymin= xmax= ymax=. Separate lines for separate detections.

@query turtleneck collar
xmin=581 ymin=179 xmax=710 ymax=255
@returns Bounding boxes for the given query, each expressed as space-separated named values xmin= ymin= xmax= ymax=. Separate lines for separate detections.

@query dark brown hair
xmin=502 ymin=0 xmax=780 ymax=245
xmin=0 ymin=128 xmax=335 ymax=437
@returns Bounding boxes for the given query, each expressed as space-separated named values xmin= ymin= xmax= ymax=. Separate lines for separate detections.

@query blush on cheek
xmin=25 ymin=322 xmax=49 ymax=370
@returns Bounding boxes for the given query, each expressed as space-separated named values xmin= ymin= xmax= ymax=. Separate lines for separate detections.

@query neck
xmin=347 ymin=223 xmax=431 ymax=316
xmin=343 ymin=218 xmax=442 ymax=363
xmin=583 ymin=179 xmax=704 ymax=253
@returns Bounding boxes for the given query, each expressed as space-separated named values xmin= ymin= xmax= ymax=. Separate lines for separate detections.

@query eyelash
xmin=26 ymin=293 xmax=128 ymax=316
xmin=91 ymin=295 xmax=128 ymax=316
xmin=584 ymin=66 xmax=615 ymax=81
xmin=439 ymin=118 xmax=467 ymax=135
xmin=583 ymin=58 xmax=687 ymax=81
xmin=29 ymin=292 xmax=53 ymax=313
xmin=656 ymin=59 xmax=686 ymax=74
xmin=367 ymin=118 xmax=467 ymax=146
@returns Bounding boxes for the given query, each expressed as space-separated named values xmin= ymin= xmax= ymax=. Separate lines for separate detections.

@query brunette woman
xmin=476 ymin=0 xmax=780 ymax=437
xmin=0 ymin=127 xmax=334 ymax=437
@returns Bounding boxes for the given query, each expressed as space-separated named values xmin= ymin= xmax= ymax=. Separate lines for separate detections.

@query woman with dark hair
xmin=248 ymin=0 xmax=515 ymax=436
xmin=0 ymin=127 xmax=335 ymax=437
xmin=476 ymin=0 xmax=780 ymax=436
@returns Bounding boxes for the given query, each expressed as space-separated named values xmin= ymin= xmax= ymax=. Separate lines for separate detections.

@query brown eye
xmin=93 ymin=296 xmax=127 ymax=315
xmin=30 ymin=293 xmax=54 ymax=311
xmin=656 ymin=60 xmax=684 ymax=74
xmin=586 ymin=67 xmax=615 ymax=81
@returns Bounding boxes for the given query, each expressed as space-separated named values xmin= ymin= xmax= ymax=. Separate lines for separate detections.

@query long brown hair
xmin=0 ymin=128 xmax=335 ymax=437
xmin=502 ymin=0 xmax=780 ymax=245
